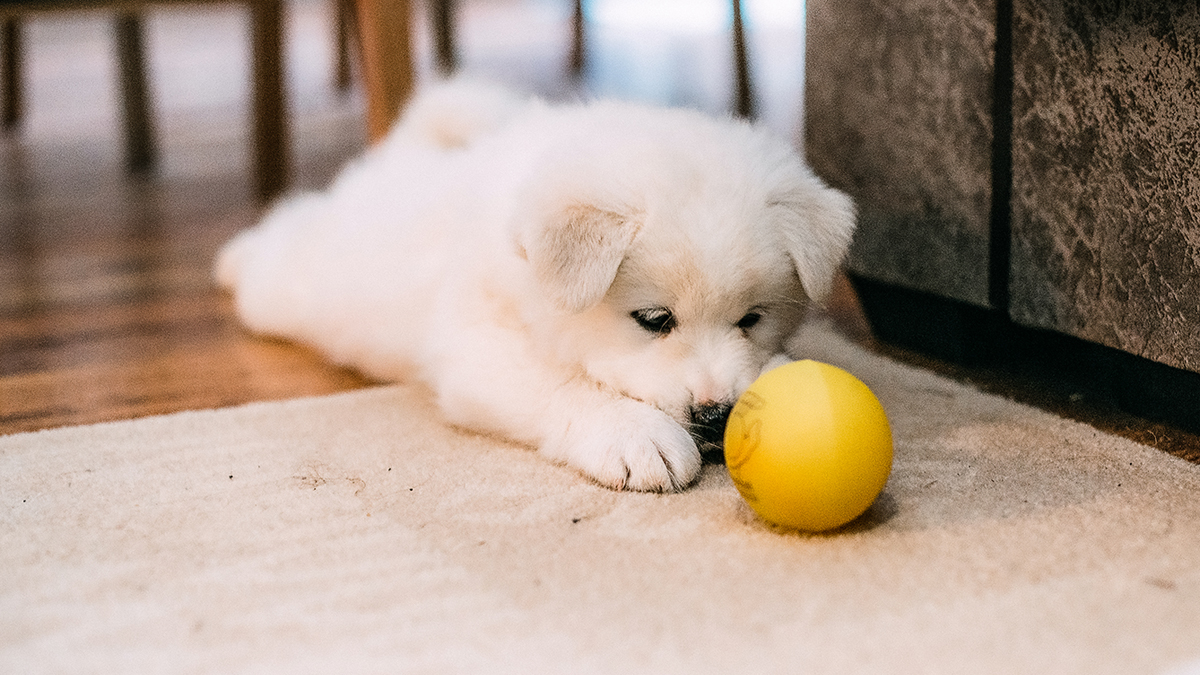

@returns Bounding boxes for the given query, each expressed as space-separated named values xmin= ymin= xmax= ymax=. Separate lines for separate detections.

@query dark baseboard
xmin=848 ymin=274 xmax=1200 ymax=437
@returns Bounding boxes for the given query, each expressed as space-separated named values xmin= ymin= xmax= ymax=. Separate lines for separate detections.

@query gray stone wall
xmin=1010 ymin=1 xmax=1200 ymax=372
xmin=805 ymin=0 xmax=997 ymax=309
xmin=808 ymin=0 xmax=1200 ymax=375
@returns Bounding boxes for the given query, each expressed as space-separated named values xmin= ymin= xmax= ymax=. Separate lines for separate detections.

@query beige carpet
xmin=3 ymin=320 xmax=1200 ymax=674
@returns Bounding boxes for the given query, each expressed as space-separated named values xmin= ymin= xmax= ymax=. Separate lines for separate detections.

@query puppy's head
xmin=514 ymin=105 xmax=856 ymax=455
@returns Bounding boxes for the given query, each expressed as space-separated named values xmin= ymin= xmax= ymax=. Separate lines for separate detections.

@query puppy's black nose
xmin=689 ymin=402 xmax=733 ymax=464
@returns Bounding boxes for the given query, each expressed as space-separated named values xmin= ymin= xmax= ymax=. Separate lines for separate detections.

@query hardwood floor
xmin=1 ymin=0 xmax=1196 ymax=463
xmin=0 ymin=0 xmax=808 ymax=435
xmin=1 ymin=0 xmax=374 ymax=433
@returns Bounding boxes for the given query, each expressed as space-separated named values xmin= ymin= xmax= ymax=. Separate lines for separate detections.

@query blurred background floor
xmin=0 ymin=0 xmax=809 ymax=433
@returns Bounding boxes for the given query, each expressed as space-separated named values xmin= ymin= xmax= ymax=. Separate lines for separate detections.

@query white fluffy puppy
xmin=216 ymin=80 xmax=855 ymax=492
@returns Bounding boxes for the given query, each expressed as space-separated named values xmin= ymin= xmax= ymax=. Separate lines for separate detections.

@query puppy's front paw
xmin=544 ymin=400 xmax=701 ymax=492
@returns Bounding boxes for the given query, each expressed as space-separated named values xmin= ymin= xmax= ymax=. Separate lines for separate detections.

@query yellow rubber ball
xmin=724 ymin=360 xmax=893 ymax=532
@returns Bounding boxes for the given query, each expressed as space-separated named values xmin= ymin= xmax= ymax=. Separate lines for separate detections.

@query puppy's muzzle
xmin=689 ymin=402 xmax=733 ymax=463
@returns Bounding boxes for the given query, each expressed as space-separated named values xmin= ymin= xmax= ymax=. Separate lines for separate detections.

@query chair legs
xmin=4 ymin=15 xmax=160 ymax=171
xmin=568 ymin=0 xmax=584 ymax=76
xmin=334 ymin=0 xmax=356 ymax=91
xmin=731 ymin=0 xmax=754 ymax=119
xmin=3 ymin=7 xmax=288 ymax=200
xmin=430 ymin=0 xmax=456 ymax=74
xmin=410 ymin=0 xmax=749 ymax=117
xmin=2 ymin=19 xmax=20 ymax=130
xmin=353 ymin=0 xmax=415 ymax=143
xmin=421 ymin=0 xmax=584 ymax=78
xmin=115 ymin=14 xmax=157 ymax=173
xmin=250 ymin=0 xmax=289 ymax=200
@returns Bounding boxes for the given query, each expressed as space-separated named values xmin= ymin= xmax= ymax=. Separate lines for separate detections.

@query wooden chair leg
xmin=568 ymin=0 xmax=584 ymax=76
xmin=731 ymin=0 xmax=754 ymax=119
xmin=115 ymin=13 xmax=157 ymax=173
xmin=250 ymin=0 xmax=289 ymax=200
xmin=354 ymin=0 xmax=414 ymax=143
xmin=3 ymin=19 xmax=23 ymax=131
xmin=430 ymin=0 xmax=456 ymax=74
xmin=334 ymin=0 xmax=356 ymax=91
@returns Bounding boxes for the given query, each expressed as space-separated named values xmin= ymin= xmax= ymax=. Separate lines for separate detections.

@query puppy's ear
xmin=772 ymin=181 xmax=856 ymax=303
xmin=522 ymin=204 xmax=641 ymax=312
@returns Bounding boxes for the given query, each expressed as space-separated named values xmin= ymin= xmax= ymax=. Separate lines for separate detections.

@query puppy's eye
xmin=737 ymin=312 xmax=762 ymax=331
xmin=631 ymin=307 xmax=677 ymax=335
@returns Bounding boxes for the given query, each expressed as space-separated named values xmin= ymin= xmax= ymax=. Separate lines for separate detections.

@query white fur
xmin=216 ymin=79 xmax=856 ymax=492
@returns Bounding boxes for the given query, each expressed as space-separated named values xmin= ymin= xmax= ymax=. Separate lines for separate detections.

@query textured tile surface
xmin=1010 ymin=2 xmax=1200 ymax=372
xmin=804 ymin=0 xmax=996 ymax=308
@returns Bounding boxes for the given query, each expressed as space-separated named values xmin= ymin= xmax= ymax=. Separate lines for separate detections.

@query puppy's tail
xmin=389 ymin=77 xmax=527 ymax=150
